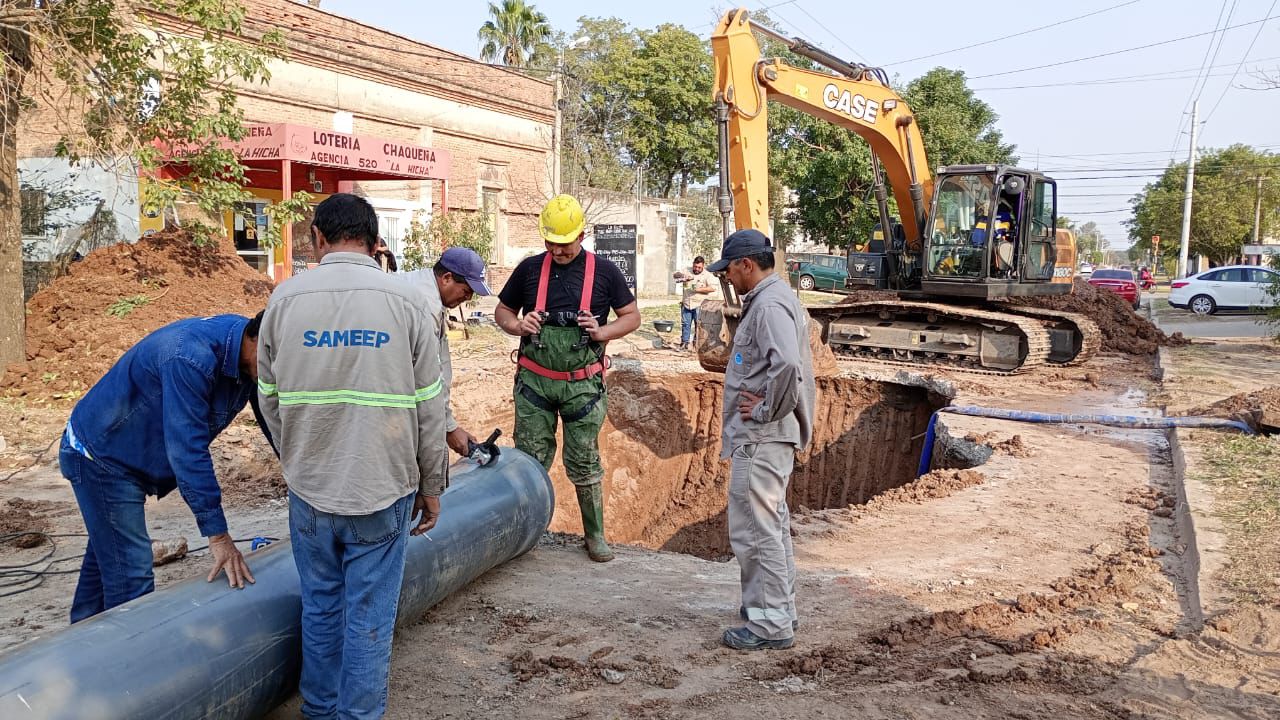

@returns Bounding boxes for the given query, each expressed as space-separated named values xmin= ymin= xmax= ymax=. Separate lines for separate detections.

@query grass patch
xmin=106 ymin=294 xmax=152 ymax=318
xmin=1198 ymin=434 xmax=1280 ymax=603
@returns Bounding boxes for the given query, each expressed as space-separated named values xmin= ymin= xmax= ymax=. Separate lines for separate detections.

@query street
xmin=1148 ymin=294 xmax=1274 ymax=339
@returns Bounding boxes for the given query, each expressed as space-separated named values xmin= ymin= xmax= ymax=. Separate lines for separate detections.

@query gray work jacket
xmin=720 ymin=273 xmax=816 ymax=458
xmin=257 ymin=252 xmax=449 ymax=515
xmin=400 ymin=268 xmax=458 ymax=433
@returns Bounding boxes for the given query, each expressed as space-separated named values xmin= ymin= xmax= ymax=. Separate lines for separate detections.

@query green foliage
xmin=477 ymin=0 xmax=552 ymax=68
xmin=260 ymin=191 xmax=314 ymax=249
xmin=106 ymin=294 xmax=151 ymax=318
xmin=675 ymin=196 xmax=721 ymax=262
xmin=401 ymin=211 xmax=495 ymax=272
xmin=624 ymin=24 xmax=716 ymax=197
xmin=5 ymin=1 xmax=303 ymax=249
xmin=902 ymin=69 xmax=1017 ymax=168
xmin=559 ymin=19 xmax=715 ymax=198
xmin=1057 ymin=216 xmax=1108 ymax=265
xmin=559 ymin=18 xmax=641 ymax=194
xmin=1128 ymin=145 xmax=1280 ymax=265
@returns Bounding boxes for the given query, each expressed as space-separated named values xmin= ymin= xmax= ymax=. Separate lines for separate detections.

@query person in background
xmin=256 ymin=193 xmax=448 ymax=719
xmin=673 ymin=255 xmax=720 ymax=351
xmin=373 ymin=237 xmax=398 ymax=273
xmin=710 ymin=228 xmax=815 ymax=651
xmin=60 ymin=312 xmax=267 ymax=623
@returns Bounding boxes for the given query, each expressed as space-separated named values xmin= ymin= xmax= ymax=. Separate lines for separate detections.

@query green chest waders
xmin=513 ymin=251 xmax=614 ymax=562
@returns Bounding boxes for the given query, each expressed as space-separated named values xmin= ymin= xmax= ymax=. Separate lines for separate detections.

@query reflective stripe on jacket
xmin=257 ymin=252 xmax=448 ymax=515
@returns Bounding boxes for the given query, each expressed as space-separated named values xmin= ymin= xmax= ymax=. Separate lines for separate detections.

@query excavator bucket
xmin=695 ymin=298 xmax=839 ymax=376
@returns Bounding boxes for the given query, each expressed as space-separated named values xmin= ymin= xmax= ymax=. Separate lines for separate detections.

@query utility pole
xmin=1177 ymin=100 xmax=1198 ymax=278
xmin=1253 ymin=176 xmax=1266 ymax=246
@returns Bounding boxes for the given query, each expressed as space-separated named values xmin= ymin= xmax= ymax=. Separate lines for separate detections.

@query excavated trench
xmin=467 ymin=367 xmax=949 ymax=560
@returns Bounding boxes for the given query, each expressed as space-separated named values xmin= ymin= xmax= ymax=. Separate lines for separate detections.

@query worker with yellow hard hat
xmin=494 ymin=195 xmax=641 ymax=562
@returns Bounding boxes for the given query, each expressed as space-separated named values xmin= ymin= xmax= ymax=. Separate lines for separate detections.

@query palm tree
xmin=477 ymin=0 xmax=551 ymax=68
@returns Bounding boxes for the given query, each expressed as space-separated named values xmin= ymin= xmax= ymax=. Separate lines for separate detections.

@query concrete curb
xmin=1164 ymin=426 xmax=1207 ymax=631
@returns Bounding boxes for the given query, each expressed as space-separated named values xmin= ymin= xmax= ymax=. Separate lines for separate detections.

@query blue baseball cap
xmin=707 ymin=229 xmax=774 ymax=273
xmin=439 ymin=247 xmax=492 ymax=296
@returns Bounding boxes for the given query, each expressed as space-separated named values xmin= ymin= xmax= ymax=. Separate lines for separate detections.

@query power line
xmin=1194 ymin=0 xmax=1239 ymax=101
xmin=1166 ymin=0 xmax=1233 ymax=158
xmin=887 ymin=0 xmax=1141 ymax=66
xmin=969 ymin=13 xmax=1279 ymax=79
xmin=971 ymin=55 xmax=1280 ymax=90
xmin=1031 ymin=143 xmax=1280 ymax=159
xmin=791 ymin=1 xmax=868 ymax=62
xmin=1204 ymin=0 xmax=1279 ymax=124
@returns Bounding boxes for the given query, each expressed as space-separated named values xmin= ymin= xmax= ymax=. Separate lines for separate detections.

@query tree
xmin=623 ymin=24 xmax=716 ymax=197
xmin=1 ymin=1 xmax=303 ymax=366
xmin=558 ymin=17 xmax=641 ymax=195
xmin=1058 ymin=216 xmax=1107 ymax=265
xmin=401 ymin=210 xmax=494 ymax=272
xmin=477 ymin=0 xmax=552 ymax=69
xmin=902 ymin=68 xmax=1016 ymax=168
xmin=1127 ymin=145 xmax=1280 ymax=266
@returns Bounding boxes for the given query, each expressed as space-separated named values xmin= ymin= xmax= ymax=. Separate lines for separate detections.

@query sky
xmin=320 ymin=0 xmax=1280 ymax=249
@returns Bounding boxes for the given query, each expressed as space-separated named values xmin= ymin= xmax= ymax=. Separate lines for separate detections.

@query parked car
xmin=1168 ymin=265 xmax=1280 ymax=315
xmin=1079 ymin=262 xmax=1094 ymax=277
xmin=1088 ymin=268 xmax=1141 ymax=310
xmin=788 ymin=254 xmax=848 ymax=292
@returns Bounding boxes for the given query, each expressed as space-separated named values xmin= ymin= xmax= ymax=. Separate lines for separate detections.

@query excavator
xmin=696 ymin=9 xmax=1099 ymax=374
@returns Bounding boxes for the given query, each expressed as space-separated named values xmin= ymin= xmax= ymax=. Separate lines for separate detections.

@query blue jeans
xmin=60 ymin=441 xmax=155 ymax=624
xmin=680 ymin=306 xmax=698 ymax=346
xmin=289 ymin=491 xmax=414 ymax=720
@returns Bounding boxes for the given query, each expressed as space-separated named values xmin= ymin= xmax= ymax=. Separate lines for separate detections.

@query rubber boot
xmin=575 ymin=483 xmax=614 ymax=563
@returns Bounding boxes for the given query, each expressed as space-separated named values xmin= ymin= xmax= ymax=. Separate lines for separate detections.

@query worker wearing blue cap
xmin=711 ymin=228 xmax=816 ymax=651
xmin=401 ymin=246 xmax=493 ymax=456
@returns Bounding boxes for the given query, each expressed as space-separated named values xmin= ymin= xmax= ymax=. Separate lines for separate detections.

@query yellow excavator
xmin=696 ymin=9 xmax=1099 ymax=374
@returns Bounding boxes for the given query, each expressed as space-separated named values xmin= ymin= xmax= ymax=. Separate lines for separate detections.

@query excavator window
xmin=1022 ymin=179 xmax=1058 ymax=281
xmin=927 ymin=173 xmax=994 ymax=279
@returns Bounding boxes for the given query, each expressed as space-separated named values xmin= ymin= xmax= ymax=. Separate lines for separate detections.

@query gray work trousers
xmin=727 ymin=441 xmax=798 ymax=641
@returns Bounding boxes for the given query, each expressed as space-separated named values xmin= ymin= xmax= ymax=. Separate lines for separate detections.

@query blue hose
xmin=917 ymin=406 xmax=1253 ymax=475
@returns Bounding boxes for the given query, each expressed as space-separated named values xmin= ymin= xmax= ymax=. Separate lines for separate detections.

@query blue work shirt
xmin=67 ymin=315 xmax=254 ymax=538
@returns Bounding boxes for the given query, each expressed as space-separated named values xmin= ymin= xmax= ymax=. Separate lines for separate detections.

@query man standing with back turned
xmin=710 ymin=228 xmax=815 ymax=651
xmin=257 ymin=193 xmax=448 ymax=718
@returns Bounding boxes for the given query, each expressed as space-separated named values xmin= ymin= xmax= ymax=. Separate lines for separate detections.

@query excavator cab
xmin=920 ymin=165 xmax=1065 ymax=299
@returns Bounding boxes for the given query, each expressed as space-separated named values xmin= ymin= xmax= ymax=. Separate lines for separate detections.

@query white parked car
xmin=1168 ymin=265 xmax=1280 ymax=315
xmin=1078 ymin=262 xmax=1094 ymax=276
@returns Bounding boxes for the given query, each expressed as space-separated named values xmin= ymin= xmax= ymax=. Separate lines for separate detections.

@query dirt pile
xmin=0 ymin=499 xmax=56 ymax=548
xmin=2 ymin=230 xmax=273 ymax=400
xmin=1183 ymin=386 xmax=1280 ymax=431
xmin=1011 ymin=278 xmax=1185 ymax=355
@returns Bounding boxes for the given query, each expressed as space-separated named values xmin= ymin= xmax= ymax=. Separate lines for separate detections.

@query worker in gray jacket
xmin=709 ymin=228 xmax=815 ymax=651
xmin=256 ymin=193 xmax=448 ymax=718
xmin=400 ymin=246 xmax=493 ymax=457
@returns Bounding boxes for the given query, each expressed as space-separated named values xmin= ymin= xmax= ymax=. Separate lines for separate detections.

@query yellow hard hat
xmin=539 ymin=194 xmax=585 ymax=244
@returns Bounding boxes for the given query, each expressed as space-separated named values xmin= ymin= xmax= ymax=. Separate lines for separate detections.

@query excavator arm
xmin=711 ymin=8 xmax=934 ymax=249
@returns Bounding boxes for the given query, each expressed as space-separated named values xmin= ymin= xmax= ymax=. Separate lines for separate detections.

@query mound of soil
xmin=1010 ymin=278 xmax=1185 ymax=356
xmin=1183 ymin=386 xmax=1280 ymax=431
xmin=837 ymin=279 xmax=1185 ymax=356
xmin=2 ymin=230 xmax=273 ymax=401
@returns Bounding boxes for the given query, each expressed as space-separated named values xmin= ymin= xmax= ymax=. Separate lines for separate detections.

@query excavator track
xmin=991 ymin=305 xmax=1102 ymax=367
xmin=808 ymin=300 xmax=1053 ymax=375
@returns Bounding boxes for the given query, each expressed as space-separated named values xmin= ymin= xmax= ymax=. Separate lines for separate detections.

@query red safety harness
xmin=517 ymin=251 xmax=611 ymax=381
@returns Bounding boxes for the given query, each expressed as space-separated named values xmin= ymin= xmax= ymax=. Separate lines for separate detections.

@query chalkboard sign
xmin=593 ymin=224 xmax=637 ymax=292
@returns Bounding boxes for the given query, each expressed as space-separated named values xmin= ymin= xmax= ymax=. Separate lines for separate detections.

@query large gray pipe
xmin=0 ymin=448 xmax=553 ymax=720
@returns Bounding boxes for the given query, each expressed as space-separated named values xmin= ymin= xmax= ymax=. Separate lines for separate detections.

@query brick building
xmin=18 ymin=0 xmax=557 ymax=279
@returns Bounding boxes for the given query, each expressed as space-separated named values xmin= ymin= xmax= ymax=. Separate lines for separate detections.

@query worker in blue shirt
xmin=59 ymin=312 xmax=269 ymax=623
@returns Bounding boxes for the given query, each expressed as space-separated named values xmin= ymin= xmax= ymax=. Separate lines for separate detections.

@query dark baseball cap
xmin=707 ymin=229 xmax=774 ymax=273
xmin=439 ymin=247 xmax=492 ymax=296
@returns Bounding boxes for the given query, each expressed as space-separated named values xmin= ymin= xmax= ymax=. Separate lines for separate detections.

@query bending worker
xmin=495 ymin=194 xmax=641 ymax=562
xmin=59 ymin=312 xmax=269 ymax=622
xmin=401 ymin=246 xmax=493 ymax=456
xmin=711 ymin=228 xmax=815 ymax=651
